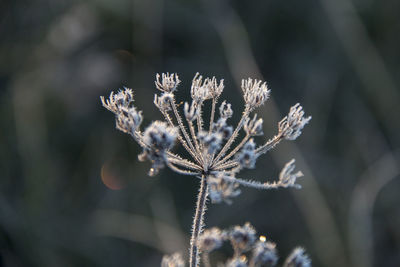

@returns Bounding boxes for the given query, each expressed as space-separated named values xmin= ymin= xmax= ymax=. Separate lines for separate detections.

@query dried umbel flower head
xmin=101 ymin=72 xmax=311 ymax=267
xmin=279 ymin=103 xmax=311 ymax=141
xmin=241 ymin=78 xmax=270 ymax=109
xmin=198 ymin=130 xmax=224 ymax=155
xmin=156 ymin=73 xmax=181 ymax=93
xmin=219 ymin=101 xmax=233 ymax=119
xmin=191 ymin=73 xmax=224 ymax=102
xmin=250 ymin=239 xmax=278 ymax=267
xmin=244 ymin=114 xmax=263 ymax=136
xmin=197 ymin=227 xmax=224 ymax=253
xmin=207 ymin=173 xmax=241 ymax=204
xmin=154 ymin=93 xmax=174 ymax=111
xmin=101 ymin=88 xmax=143 ymax=134
xmin=138 ymin=121 xmax=178 ymax=176
xmin=236 ymin=139 xmax=258 ymax=169
xmin=229 ymin=223 xmax=257 ymax=254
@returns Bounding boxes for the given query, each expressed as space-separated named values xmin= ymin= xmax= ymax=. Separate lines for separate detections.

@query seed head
xmin=241 ymin=78 xmax=270 ymax=109
xmin=207 ymin=173 xmax=241 ymax=204
xmin=278 ymin=159 xmax=303 ymax=189
xmin=219 ymin=101 xmax=233 ymax=119
xmin=143 ymin=121 xmax=177 ymax=150
xmin=101 ymin=88 xmax=143 ymax=134
xmin=236 ymin=139 xmax=258 ymax=169
xmin=198 ymin=131 xmax=223 ymax=154
xmin=197 ymin=227 xmax=224 ymax=253
xmin=191 ymin=73 xmax=212 ymax=102
xmin=251 ymin=240 xmax=278 ymax=266
xmin=211 ymin=118 xmax=233 ymax=140
xmin=191 ymin=73 xmax=225 ymax=103
xmin=154 ymin=92 xmax=174 ymax=111
xmin=229 ymin=222 xmax=257 ymax=253
xmin=155 ymin=73 xmax=180 ymax=93
xmin=208 ymin=76 xmax=225 ymax=99
xmin=101 ymin=87 xmax=134 ymax=113
xmin=244 ymin=114 xmax=263 ymax=136
xmin=279 ymin=103 xmax=311 ymax=140
xmin=139 ymin=121 xmax=177 ymax=176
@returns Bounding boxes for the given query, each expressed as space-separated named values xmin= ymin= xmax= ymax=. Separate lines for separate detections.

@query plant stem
xmin=189 ymin=175 xmax=208 ymax=267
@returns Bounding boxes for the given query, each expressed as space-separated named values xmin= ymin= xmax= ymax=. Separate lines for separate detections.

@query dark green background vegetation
xmin=0 ymin=0 xmax=399 ymax=266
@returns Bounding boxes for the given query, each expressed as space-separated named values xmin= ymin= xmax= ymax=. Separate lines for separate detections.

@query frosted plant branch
xmin=165 ymin=161 xmax=202 ymax=176
xmin=186 ymin=113 xmax=204 ymax=164
xmin=170 ymin=97 xmax=200 ymax=161
xmin=100 ymin=72 xmax=311 ymax=267
xmin=166 ymin=152 xmax=202 ymax=171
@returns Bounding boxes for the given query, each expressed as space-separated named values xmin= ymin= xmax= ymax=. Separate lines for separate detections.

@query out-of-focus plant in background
xmin=0 ymin=0 xmax=399 ymax=266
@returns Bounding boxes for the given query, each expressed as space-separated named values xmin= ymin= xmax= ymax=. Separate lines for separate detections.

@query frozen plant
xmin=163 ymin=223 xmax=311 ymax=267
xmin=101 ymin=73 xmax=311 ymax=267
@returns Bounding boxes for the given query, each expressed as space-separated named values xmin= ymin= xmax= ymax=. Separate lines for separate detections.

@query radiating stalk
xmin=208 ymin=98 xmax=217 ymax=134
xmin=214 ymin=133 xmax=250 ymax=168
xmin=212 ymin=108 xmax=250 ymax=164
xmin=189 ymin=175 xmax=208 ymax=267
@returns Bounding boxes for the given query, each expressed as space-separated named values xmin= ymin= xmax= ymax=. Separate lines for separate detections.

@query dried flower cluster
xmin=101 ymin=73 xmax=311 ymax=267
xmin=163 ymin=222 xmax=311 ymax=267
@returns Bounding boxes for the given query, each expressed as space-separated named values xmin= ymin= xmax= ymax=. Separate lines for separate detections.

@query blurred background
xmin=1 ymin=0 xmax=399 ymax=266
